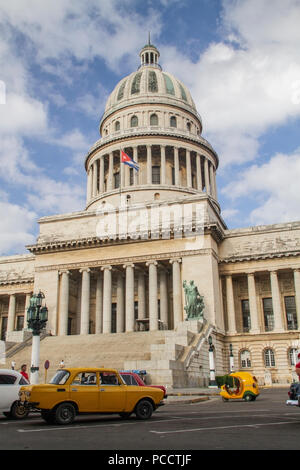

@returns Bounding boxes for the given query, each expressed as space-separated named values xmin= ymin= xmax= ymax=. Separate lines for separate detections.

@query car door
xmin=69 ymin=372 xmax=99 ymax=412
xmin=99 ymin=372 xmax=126 ymax=412
xmin=0 ymin=374 xmax=18 ymax=412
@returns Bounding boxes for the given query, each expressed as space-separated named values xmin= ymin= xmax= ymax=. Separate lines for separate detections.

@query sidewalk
xmin=164 ymin=387 xmax=220 ymax=404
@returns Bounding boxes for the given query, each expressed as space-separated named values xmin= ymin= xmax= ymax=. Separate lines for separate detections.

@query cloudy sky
xmin=0 ymin=0 xmax=300 ymax=255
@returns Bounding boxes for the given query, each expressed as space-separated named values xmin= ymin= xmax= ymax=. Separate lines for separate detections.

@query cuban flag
xmin=121 ymin=150 xmax=139 ymax=171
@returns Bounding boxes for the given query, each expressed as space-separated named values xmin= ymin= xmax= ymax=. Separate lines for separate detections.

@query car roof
xmin=0 ymin=369 xmax=22 ymax=378
xmin=61 ymin=368 xmax=119 ymax=373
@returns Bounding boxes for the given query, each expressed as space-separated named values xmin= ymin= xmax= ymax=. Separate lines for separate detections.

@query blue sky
xmin=0 ymin=0 xmax=300 ymax=255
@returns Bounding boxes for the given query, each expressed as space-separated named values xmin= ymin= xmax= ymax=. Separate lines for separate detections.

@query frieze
xmin=35 ymin=248 xmax=217 ymax=273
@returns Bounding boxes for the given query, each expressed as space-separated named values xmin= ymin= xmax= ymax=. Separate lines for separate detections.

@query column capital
xmin=59 ymin=269 xmax=70 ymax=276
xmin=101 ymin=265 xmax=112 ymax=272
xmin=79 ymin=267 xmax=91 ymax=274
xmin=146 ymin=260 xmax=158 ymax=267
xmin=123 ymin=263 xmax=135 ymax=269
xmin=169 ymin=258 xmax=182 ymax=265
xmin=293 ymin=267 xmax=300 ymax=273
xmin=247 ymin=272 xmax=256 ymax=277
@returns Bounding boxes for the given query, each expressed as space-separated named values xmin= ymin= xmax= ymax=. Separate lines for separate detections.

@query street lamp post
xmin=208 ymin=335 xmax=218 ymax=388
xmin=229 ymin=343 xmax=234 ymax=372
xmin=27 ymin=292 xmax=48 ymax=384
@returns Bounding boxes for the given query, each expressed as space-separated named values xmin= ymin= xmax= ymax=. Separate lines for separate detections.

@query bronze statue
xmin=183 ymin=280 xmax=205 ymax=320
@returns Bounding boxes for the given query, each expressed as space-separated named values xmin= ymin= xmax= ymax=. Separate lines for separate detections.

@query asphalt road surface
xmin=1 ymin=387 xmax=299 ymax=453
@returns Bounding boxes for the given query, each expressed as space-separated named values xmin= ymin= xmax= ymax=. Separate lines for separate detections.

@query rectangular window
xmin=241 ymin=300 xmax=251 ymax=332
xmin=171 ymin=167 xmax=175 ymax=185
xmin=263 ymin=298 xmax=274 ymax=331
xmin=16 ymin=316 xmax=24 ymax=331
xmin=152 ymin=166 xmax=160 ymax=184
xmin=284 ymin=296 xmax=297 ymax=330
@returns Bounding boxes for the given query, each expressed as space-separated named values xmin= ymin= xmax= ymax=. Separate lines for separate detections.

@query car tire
xmin=119 ymin=412 xmax=132 ymax=419
xmin=135 ymin=400 xmax=153 ymax=420
xmin=54 ymin=403 xmax=76 ymax=425
xmin=10 ymin=401 xmax=29 ymax=419
xmin=222 ymin=397 xmax=229 ymax=402
xmin=244 ymin=394 xmax=254 ymax=402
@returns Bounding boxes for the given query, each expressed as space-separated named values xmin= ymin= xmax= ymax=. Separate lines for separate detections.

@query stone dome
xmin=100 ymin=43 xmax=200 ymax=129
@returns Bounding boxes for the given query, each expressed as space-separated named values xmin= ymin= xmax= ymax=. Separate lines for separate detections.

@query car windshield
xmin=49 ymin=370 xmax=70 ymax=385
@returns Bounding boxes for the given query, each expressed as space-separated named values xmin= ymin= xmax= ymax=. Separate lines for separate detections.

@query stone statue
xmin=183 ymin=280 xmax=205 ymax=320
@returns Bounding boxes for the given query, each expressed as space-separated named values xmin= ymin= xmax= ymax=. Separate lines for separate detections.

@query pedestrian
xmin=295 ymin=353 xmax=300 ymax=382
xmin=20 ymin=364 xmax=29 ymax=382
xmin=11 ymin=361 xmax=16 ymax=370
xmin=59 ymin=359 xmax=65 ymax=369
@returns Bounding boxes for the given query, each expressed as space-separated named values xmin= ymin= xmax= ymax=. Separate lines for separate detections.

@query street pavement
xmin=165 ymin=387 xmax=219 ymax=404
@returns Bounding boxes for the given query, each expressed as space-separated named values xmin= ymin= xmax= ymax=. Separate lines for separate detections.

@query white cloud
xmin=0 ymin=200 xmax=37 ymax=255
xmin=222 ymin=151 xmax=300 ymax=225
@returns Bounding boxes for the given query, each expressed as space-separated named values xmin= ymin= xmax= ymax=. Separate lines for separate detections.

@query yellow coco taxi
xmin=18 ymin=368 xmax=164 ymax=425
xmin=220 ymin=371 xmax=260 ymax=402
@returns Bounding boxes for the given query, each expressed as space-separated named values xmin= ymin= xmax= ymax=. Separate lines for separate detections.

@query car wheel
xmin=10 ymin=401 xmax=29 ymax=419
xmin=119 ymin=412 xmax=132 ymax=419
xmin=135 ymin=400 xmax=153 ymax=420
xmin=54 ymin=403 xmax=76 ymax=425
xmin=244 ymin=394 xmax=253 ymax=402
xmin=222 ymin=397 xmax=229 ymax=402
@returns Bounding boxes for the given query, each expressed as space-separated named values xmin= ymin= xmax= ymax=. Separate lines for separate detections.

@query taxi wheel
xmin=244 ymin=394 xmax=254 ymax=402
xmin=135 ymin=400 xmax=153 ymax=420
xmin=54 ymin=403 xmax=76 ymax=425
xmin=10 ymin=402 xmax=29 ymax=420
xmin=222 ymin=397 xmax=229 ymax=402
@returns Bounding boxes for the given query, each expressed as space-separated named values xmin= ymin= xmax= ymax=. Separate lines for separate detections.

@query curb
xmin=165 ymin=396 xmax=212 ymax=405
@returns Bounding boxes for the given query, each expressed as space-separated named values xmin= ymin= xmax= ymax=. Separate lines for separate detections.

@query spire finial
xmin=148 ymin=31 xmax=151 ymax=45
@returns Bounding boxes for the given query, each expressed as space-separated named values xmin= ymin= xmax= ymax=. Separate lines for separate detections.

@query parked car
xmin=120 ymin=370 xmax=167 ymax=398
xmin=286 ymin=382 xmax=300 ymax=406
xmin=18 ymin=367 xmax=164 ymax=425
xmin=0 ymin=369 xmax=29 ymax=419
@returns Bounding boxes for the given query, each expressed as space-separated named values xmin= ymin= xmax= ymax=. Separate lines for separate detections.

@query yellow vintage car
xmin=18 ymin=367 xmax=164 ymax=425
xmin=220 ymin=371 xmax=260 ymax=402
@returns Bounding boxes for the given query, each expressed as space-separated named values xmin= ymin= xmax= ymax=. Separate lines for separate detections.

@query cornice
xmin=220 ymin=250 xmax=300 ymax=264
xmin=0 ymin=277 xmax=34 ymax=287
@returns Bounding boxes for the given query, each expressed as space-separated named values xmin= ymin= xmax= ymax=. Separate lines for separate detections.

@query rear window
xmin=121 ymin=374 xmax=138 ymax=386
xmin=0 ymin=374 xmax=16 ymax=384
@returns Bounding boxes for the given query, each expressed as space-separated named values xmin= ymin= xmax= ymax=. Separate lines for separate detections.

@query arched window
xmin=187 ymin=122 xmax=191 ymax=132
xmin=150 ymin=113 xmax=158 ymax=126
xmin=240 ymin=350 xmax=251 ymax=368
xmin=264 ymin=348 xmax=275 ymax=368
xmin=130 ymin=115 xmax=138 ymax=127
xmin=115 ymin=121 xmax=120 ymax=131
xmin=170 ymin=116 xmax=177 ymax=128
xmin=288 ymin=348 xmax=298 ymax=366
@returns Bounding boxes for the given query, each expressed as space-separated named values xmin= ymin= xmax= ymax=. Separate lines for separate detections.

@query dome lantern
xmin=139 ymin=33 xmax=161 ymax=70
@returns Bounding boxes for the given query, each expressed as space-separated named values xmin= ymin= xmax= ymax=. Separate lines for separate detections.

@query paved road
xmin=1 ymin=387 xmax=299 ymax=452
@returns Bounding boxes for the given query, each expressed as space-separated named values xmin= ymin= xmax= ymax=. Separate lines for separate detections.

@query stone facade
xmin=0 ymin=43 xmax=299 ymax=386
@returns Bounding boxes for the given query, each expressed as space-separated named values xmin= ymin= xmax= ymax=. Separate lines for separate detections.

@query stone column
xmin=196 ymin=154 xmax=202 ymax=191
xmin=133 ymin=146 xmax=139 ymax=186
xmin=186 ymin=149 xmax=192 ymax=188
xmin=147 ymin=145 xmax=152 ymax=184
xmin=124 ymin=150 xmax=130 ymax=187
xmin=7 ymin=294 xmax=16 ymax=333
xmin=170 ymin=258 xmax=182 ymax=328
xmin=247 ymin=273 xmax=260 ymax=333
xmin=270 ymin=270 xmax=284 ymax=331
xmin=24 ymin=293 xmax=31 ymax=317
xmin=80 ymin=268 xmax=90 ymax=335
xmin=95 ymin=271 xmax=103 ymax=334
xmin=120 ymin=151 xmax=125 ymax=189
xmin=204 ymin=157 xmax=210 ymax=195
xmin=108 ymin=152 xmax=114 ymax=191
xmin=159 ymin=269 xmax=168 ymax=328
xmin=124 ymin=263 xmax=135 ymax=332
xmin=58 ymin=270 xmax=70 ymax=336
xmin=174 ymin=147 xmax=180 ymax=186
xmin=226 ymin=275 xmax=237 ymax=334
xmin=209 ymin=162 xmax=215 ymax=198
xmin=76 ymin=277 xmax=82 ymax=335
xmin=147 ymin=261 xmax=158 ymax=331
xmin=87 ymin=167 xmax=93 ymax=203
xmin=102 ymin=266 xmax=112 ymax=334
xmin=116 ymin=273 xmax=125 ymax=333
xmin=161 ymin=145 xmax=166 ymax=185
xmin=100 ymin=156 xmax=105 ymax=193
xmin=137 ymin=271 xmax=146 ymax=319
xmin=93 ymin=161 xmax=98 ymax=198
xmin=293 ymin=268 xmax=300 ymax=329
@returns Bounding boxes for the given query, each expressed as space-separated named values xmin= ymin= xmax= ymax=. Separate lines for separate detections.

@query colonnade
xmin=223 ymin=268 xmax=300 ymax=334
xmin=86 ymin=144 xmax=217 ymax=202
xmin=58 ymin=258 xmax=182 ymax=336
xmin=0 ymin=292 xmax=32 ymax=339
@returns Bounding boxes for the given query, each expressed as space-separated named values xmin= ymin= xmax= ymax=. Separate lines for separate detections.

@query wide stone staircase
xmin=1 ymin=320 xmax=214 ymax=388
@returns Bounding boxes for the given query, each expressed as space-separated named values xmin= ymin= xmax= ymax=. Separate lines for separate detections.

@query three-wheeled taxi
xmin=220 ymin=371 xmax=259 ymax=402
